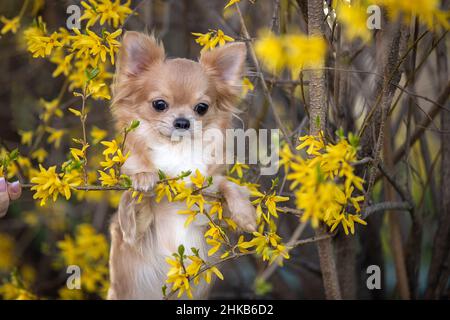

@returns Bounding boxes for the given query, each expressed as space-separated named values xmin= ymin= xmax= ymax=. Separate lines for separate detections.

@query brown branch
xmin=362 ymin=201 xmax=412 ymax=219
xmin=393 ymin=82 xmax=450 ymax=164
xmin=306 ymin=0 xmax=341 ymax=300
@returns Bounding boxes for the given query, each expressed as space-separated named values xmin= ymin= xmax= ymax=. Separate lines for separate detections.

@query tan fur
xmin=108 ymin=31 xmax=255 ymax=300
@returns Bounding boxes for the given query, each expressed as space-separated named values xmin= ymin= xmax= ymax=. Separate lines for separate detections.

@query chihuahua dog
xmin=107 ymin=31 xmax=257 ymax=299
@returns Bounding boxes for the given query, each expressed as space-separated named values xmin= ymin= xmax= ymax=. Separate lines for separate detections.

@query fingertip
xmin=0 ymin=190 xmax=9 ymax=217
xmin=0 ymin=177 xmax=6 ymax=192
xmin=7 ymin=181 xmax=22 ymax=200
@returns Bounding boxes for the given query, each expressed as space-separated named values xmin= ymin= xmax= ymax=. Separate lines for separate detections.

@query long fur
xmin=107 ymin=32 xmax=256 ymax=300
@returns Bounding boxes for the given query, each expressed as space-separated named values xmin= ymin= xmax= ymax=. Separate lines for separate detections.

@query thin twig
xmin=235 ymin=4 xmax=295 ymax=151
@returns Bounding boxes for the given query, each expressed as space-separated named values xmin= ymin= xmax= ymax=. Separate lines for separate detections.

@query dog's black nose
xmin=173 ymin=118 xmax=190 ymax=130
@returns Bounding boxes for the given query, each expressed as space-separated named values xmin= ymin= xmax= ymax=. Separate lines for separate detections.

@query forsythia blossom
xmin=255 ymin=30 xmax=326 ymax=77
xmin=285 ymin=132 xmax=367 ymax=234
xmin=192 ymin=29 xmax=234 ymax=52
xmin=31 ymin=165 xmax=82 ymax=206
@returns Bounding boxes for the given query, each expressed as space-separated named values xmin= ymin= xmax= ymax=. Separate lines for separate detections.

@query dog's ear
xmin=118 ymin=191 xmax=137 ymax=244
xmin=118 ymin=31 xmax=165 ymax=77
xmin=200 ymin=42 xmax=247 ymax=89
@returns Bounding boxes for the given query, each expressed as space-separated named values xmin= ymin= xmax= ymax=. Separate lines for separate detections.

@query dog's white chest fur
xmin=150 ymin=139 xmax=208 ymax=177
xmin=122 ymin=140 xmax=211 ymax=299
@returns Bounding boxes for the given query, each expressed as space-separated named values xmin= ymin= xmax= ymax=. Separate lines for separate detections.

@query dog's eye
xmin=152 ymin=99 xmax=168 ymax=111
xmin=194 ymin=103 xmax=209 ymax=116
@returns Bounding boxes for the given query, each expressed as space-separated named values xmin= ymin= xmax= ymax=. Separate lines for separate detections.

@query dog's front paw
xmin=224 ymin=187 xmax=257 ymax=233
xmin=130 ymin=172 xmax=159 ymax=192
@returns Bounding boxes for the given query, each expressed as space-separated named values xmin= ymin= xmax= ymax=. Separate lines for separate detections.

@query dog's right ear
xmin=118 ymin=31 xmax=165 ymax=77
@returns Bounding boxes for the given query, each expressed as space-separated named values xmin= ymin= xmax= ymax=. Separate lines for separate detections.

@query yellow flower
xmin=206 ymin=238 xmax=222 ymax=256
xmin=287 ymin=133 xmax=366 ymax=233
xmin=98 ymin=169 xmax=119 ymax=187
xmin=236 ymin=235 xmax=251 ymax=253
xmin=251 ymin=190 xmax=288 ymax=221
xmin=80 ymin=0 xmax=101 ymax=27
xmin=185 ymin=255 xmax=203 ymax=278
xmin=229 ymin=162 xmax=249 ymax=178
xmin=71 ymin=28 xmax=103 ymax=63
xmin=90 ymin=126 xmax=108 ymax=144
xmin=111 ymin=148 xmax=129 ymax=166
xmin=31 ymin=165 xmax=78 ymax=205
xmin=31 ymin=148 xmax=48 ymax=163
xmin=165 ymin=256 xmax=193 ymax=299
xmin=50 ymin=51 xmax=73 ymax=77
xmin=97 ymin=0 xmax=133 ymax=28
xmin=178 ymin=209 xmax=199 ymax=227
xmin=0 ymin=276 xmax=37 ymax=300
xmin=0 ymin=233 xmax=16 ymax=271
xmin=131 ymin=190 xmax=144 ymax=203
xmin=103 ymin=29 xmax=122 ymax=65
xmin=336 ymin=1 xmax=372 ymax=42
xmin=242 ymin=77 xmax=254 ymax=97
xmin=224 ymin=0 xmax=241 ymax=9
xmin=40 ymin=98 xmax=62 ymax=122
xmin=192 ymin=32 xmax=211 ymax=47
xmin=239 ymin=231 xmax=289 ymax=265
xmin=255 ymin=30 xmax=327 ymax=77
xmin=155 ymin=183 xmax=173 ymax=202
xmin=209 ymin=201 xmax=223 ymax=220
xmin=0 ymin=16 xmax=20 ymax=34
xmin=27 ymin=32 xmax=62 ymax=58
xmin=264 ymin=192 xmax=289 ymax=219
xmin=57 ymin=224 xmax=109 ymax=296
xmin=70 ymin=144 xmax=89 ymax=162
xmin=204 ymin=266 xmax=224 ymax=284
xmin=379 ymin=0 xmax=449 ymax=30
xmin=192 ymin=29 xmax=234 ymax=51
xmin=190 ymin=169 xmax=206 ymax=188
xmin=186 ymin=193 xmax=206 ymax=213
xmin=59 ymin=287 xmax=84 ymax=300
xmin=99 ymin=156 xmax=113 ymax=169
xmin=297 ymin=132 xmax=325 ymax=155
xmin=87 ymin=81 xmax=111 ymax=100
xmin=255 ymin=31 xmax=285 ymax=74
xmin=101 ymin=139 xmax=119 ymax=156
xmin=46 ymin=128 xmax=66 ymax=148
xmin=72 ymin=28 xmax=122 ymax=65
xmin=211 ymin=29 xmax=234 ymax=48
xmin=284 ymin=34 xmax=326 ymax=75
xmin=18 ymin=130 xmax=33 ymax=146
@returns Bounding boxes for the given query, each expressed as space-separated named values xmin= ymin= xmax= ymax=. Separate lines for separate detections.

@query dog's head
xmin=112 ymin=31 xmax=247 ymax=140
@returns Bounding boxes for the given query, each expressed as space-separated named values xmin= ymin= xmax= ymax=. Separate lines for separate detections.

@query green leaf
xmin=180 ymin=170 xmax=192 ymax=179
xmin=191 ymin=247 xmax=199 ymax=256
xmin=128 ymin=120 xmax=140 ymax=132
xmin=348 ymin=132 xmax=360 ymax=148
xmin=206 ymin=176 xmax=213 ymax=186
xmin=161 ymin=285 xmax=167 ymax=297
xmin=120 ymin=174 xmax=132 ymax=188
xmin=316 ymin=163 xmax=324 ymax=183
xmin=85 ymin=67 xmax=100 ymax=81
xmin=336 ymin=127 xmax=345 ymax=139
xmin=8 ymin=149 xmax=19 ymax=161
xmin=271 ymin=177 xmax=279 ymax=189
xmin=254 ymin=277 xmax=272 ymax=296
xmin=178 ymin=244 xmax=185 ymax=257
xmin=158 ymin=169 xmax=166 ymax=181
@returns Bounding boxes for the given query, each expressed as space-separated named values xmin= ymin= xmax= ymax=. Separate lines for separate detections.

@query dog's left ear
xmin=200 ymin=42 xmax=247 ymax=88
